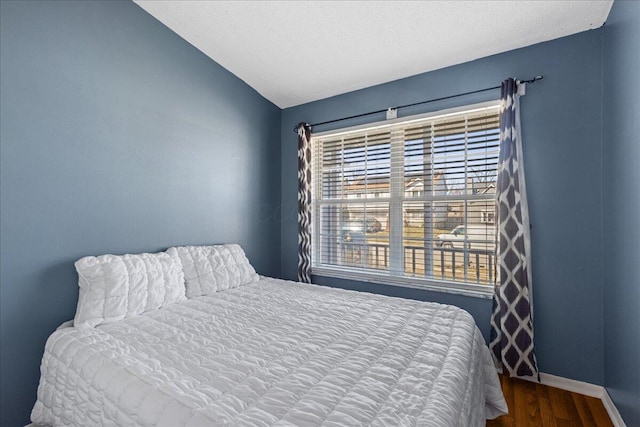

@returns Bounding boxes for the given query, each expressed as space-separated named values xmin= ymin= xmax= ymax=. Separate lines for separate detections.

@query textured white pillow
xmin=167 ymin=244 xmax=259 ymax=298
xmin=74 ymin=251 xmax=186 ymax=327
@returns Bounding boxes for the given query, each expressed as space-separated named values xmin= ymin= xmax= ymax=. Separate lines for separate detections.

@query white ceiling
xmin=134 ymin=0 xmax=613 ymax=108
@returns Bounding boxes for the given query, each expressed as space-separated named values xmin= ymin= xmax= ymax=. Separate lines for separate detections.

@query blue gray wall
xmin=281 ymin=30 xmax=606 ymax=386
xmin=2 ymin=0 xmax=637 ymax=426
xmin=0 ymin=1 xmax=280 ymax=425
xmin=603 ymin=1 xmax=640 ymax=425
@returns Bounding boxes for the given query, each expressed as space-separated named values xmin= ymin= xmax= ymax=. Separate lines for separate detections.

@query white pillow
xmin=167 ymin=244 xmax=258 ymax=298
xmin=74 ymin=251 xmax=186 ymax=327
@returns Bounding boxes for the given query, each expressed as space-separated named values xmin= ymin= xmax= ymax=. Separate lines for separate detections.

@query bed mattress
xmin=32 ymin=276 xmax=507 ymax=426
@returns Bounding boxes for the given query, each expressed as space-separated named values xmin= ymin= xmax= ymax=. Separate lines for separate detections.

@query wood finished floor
xmin=487 ymin=375 xmax=614 ymax=427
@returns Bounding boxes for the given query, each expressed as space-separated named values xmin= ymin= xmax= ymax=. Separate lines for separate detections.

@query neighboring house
xmin=447 ymin=180 xmax=496 ymax=230
xmin=344 ymin=176 xmax=391 ymax=199
xmin=342 ymin=172 xmax=449 ymax=229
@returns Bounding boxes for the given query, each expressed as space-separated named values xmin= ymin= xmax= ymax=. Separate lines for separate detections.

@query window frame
xmin=310 ymin=101 xmax=500 ymax=298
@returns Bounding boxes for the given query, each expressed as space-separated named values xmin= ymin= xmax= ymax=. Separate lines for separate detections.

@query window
xmin=481 ymin=210 xmax=496 ymax=224
xmin=311 ymin=102 xmax=500 ymax=296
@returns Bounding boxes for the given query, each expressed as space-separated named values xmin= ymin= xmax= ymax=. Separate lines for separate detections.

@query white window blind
xmin=311 ymin=102 xmax=500 ymax=296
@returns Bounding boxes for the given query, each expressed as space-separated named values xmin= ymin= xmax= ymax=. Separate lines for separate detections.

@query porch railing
xmin=338 ymin=242 xmax=495 ymax=284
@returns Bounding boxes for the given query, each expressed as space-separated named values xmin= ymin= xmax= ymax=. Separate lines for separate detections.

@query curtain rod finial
xmin=294 ymin=122 xmax=312 ymax=134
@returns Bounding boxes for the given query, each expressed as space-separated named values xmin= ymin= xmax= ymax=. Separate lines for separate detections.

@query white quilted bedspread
xmin=32 ymin=277 xmax=507 ymax=427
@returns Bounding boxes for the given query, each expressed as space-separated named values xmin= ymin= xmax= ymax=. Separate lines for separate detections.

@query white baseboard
xmin=517 ymin=372 xmax=627 ymax=427
xmin=538 ymin=372 xmax=604 ymax=398
xmin=601 ymin=389 xmax=627 ymax=427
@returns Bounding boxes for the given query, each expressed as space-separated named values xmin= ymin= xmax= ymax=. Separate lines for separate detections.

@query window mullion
xmin=463 ymin=117 xmax=469 ymax=280
xmin=314 ymin=138 xmax=324 ymax=267
xmin=389 ymin=128 xmax=404 ymax=276
xmin=424 ymin=121 xmax=435 ymax=277
xmin=337 ymin=137 xmax=345 ymax=267
xmin=362 ymin=134 xmax=368 ymax=270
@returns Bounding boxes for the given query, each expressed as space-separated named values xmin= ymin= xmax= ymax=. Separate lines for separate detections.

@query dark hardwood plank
xmin=501 ymin=374 xmax=515 ymax=415
xmin=535 ymin=383 xmax=557 ymax=427
xmin=553 ymin=418 xmax=580 ymax=427
xmin=513 ymin=378 xmax=541 ymax=426
xmin=584 ymin=395 xmax=614 ymax=427
xmin=547 ymin=385 xmax=580 ymax=422
xmin=572 ymin=393 xmax=598 ymax=427
xmin=486 ymin=375 xmax=613 ymax=427
xmin=488 ymin=374 xmax=515 ymax=426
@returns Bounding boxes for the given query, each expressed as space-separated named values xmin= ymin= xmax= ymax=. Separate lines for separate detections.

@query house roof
xmin=345 ymin=172 xmax=445 ymax=192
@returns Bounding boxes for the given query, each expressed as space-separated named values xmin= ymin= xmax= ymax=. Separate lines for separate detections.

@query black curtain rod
xmin=296 ymin=75 xmax=543 ymax=131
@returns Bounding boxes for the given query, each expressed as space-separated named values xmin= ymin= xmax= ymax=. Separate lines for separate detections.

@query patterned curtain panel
xmin=489 ymin=78 xmax=539 ymax=379
xmin=296 ymin=123 xmax=312 ymax=283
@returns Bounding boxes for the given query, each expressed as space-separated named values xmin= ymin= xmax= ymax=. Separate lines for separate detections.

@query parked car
xmin=345 ymin=217 xmax=382 ymax=233
xmin=435 ymin=224 xmax=495 ymax=250
xmin=341 ymin=217 xmax=382 ymax=243
xmin=365 ymin=217 xmax=382 ymax=233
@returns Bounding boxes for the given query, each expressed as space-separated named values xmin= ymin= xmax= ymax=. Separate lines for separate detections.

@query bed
xmin=31 ymin=245 xmax=507 ymax=426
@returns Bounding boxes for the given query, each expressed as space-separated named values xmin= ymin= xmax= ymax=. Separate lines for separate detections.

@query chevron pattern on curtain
xmin=489 ymin=78 xmax=539 ymax=380
xmin=296 ymin=123 xmax=312 ymax=283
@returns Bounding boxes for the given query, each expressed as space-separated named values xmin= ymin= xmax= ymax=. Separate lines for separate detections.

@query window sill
xmin=311 ymin=266 xmax=494 ymax=299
